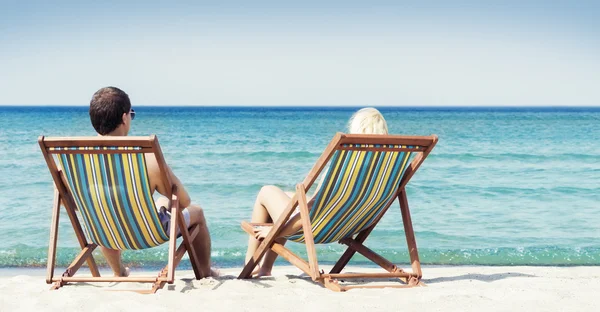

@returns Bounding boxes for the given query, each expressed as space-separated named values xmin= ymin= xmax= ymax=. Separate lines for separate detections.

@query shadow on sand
xmin=423 ymin=272 xmax=536 ymax=284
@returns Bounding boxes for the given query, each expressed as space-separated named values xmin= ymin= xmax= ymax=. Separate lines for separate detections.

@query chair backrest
xmin=39 ymin=136 xmax=171 ymax=250
xmin=288 ymin=134 xmax=436 ymax=244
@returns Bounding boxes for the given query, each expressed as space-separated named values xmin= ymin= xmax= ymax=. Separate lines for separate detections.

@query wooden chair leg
xmin=182 ymin=224 xmax=202 ymax=279
xmin=150 ymin=267 xmax=169 ymax=294
xmin=399 ymin=189 xmax=422 ymax=278
xmin=67 ymin=244 xmax=97 ymax=275
xmin=296 ymin=184 xmax=321 ymax=281
xmin=49 ymin=190 xmax=98 ymax=291
xmin=339 ymin=237 xmax=399 ymax=273
xmin=339 ymin=237 xmax=421 ymax=284
xmin=320 ymin=269 xmax=424 ymax=291
xmin=61 ymin=190 xmax=100 ymax=277
xmin=329 ymin=187 xmax=403 ymax=275
xmin=178 ymin=215 xmax=202 ymax=280
xmin=330 ymin=226 xmax=374 ymax=274
xmin=50 ymin=281 xmax=64 ymax=290
xmin=50 ymin=243 xmax=97 ymax=290
xmin=239 ymin=232 xmax=279 ymax=279
xmin=47 ymin=189 xmax=61 ymax=284
xmin=239 ymin=195 xmax=300 ymax=279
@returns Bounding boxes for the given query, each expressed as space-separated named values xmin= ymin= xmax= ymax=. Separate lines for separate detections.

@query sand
xmin=0 ymin=266 xmax=597 ymax=311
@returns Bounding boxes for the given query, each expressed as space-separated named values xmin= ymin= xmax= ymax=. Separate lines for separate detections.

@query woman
xmin=245 ymin=107 xmax=389 ymax=276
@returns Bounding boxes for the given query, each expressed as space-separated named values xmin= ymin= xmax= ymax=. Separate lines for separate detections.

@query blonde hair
xmin=347 ymin=107 xmax=389 ymax=134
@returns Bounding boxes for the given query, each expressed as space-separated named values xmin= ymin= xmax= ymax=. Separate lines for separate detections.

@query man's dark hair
xmin=89 ymin=87 xmax=131 ymax=135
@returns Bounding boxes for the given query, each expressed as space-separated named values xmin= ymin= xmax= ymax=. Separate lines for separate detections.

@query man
xmin=89 ymin=86 xmax=215 ymax=277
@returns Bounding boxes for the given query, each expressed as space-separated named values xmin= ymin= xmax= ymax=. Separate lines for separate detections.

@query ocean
xmin=0 ymin=106 xmax=599 ymax=269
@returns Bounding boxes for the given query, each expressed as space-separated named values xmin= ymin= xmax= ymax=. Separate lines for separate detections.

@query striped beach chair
xmin=39 ymin=135 xmax=202 ymax=293
xmin=239 ymin=133 xmax=438 ymax=291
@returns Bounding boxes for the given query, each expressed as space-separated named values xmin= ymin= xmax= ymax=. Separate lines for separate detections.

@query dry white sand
xmin=1 ymin=266 xmax=598 ymax=312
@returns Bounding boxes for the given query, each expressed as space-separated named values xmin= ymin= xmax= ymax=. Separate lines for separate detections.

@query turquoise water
xmin=0 ymin=106 xmax=599 ymax=269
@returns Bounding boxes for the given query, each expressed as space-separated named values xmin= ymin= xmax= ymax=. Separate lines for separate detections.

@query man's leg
xmin=187 ymin=204 xmax=215 ymax=277
xmin=99 ymin=246 xmax=129 ymax=277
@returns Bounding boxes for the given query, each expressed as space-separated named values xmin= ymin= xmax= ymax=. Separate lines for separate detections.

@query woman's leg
xmin=257 ymin=237 xmax=286 ymax=276
xmin=245 ymin=185 xmax=292 ymax=276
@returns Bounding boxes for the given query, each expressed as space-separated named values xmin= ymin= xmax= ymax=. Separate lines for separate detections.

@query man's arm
xmin=145 ymin=153 xmax=192 ymax=208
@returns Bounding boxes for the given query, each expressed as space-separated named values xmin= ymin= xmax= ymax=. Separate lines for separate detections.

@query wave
xmin=408 ymin=184 xmax=600 ymax=196
xmin=431 ymin=152 xmax=600 ymax=162
xmin=2 ymin=245 xmax=599 ymax=269
xmin=191 ymin=151 xmax=321 ymax=161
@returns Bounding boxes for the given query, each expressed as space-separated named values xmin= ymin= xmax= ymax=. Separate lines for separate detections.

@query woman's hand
xmin=253 ymin=226 xmax=273 ymax=240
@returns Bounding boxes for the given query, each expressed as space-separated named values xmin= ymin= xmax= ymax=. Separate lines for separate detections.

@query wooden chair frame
xmin=238 ymin=133 xmax=438 ymax=291
xmin=39 ymin=135 xmax=202 ymax=294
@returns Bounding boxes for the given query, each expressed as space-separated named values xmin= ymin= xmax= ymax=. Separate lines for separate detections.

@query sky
xmin=0 ymin=1 xmax=599 ymax=106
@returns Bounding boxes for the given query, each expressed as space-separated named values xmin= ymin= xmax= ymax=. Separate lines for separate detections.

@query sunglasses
xmin=130 ymin=109 xmax=136 ymax=120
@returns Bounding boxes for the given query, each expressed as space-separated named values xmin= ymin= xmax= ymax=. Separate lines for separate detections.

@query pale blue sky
xmin=1 ymin=1 xmax=599 ymax=106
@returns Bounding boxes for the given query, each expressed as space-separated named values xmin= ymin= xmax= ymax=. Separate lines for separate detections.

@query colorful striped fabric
xmin=55 ymin=151 xmax=169 ymax=250
xmin=288 ymin=144 xmax=413 ymax=244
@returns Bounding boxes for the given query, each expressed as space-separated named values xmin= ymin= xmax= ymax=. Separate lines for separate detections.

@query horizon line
xmin=0 ymin=104 xmax=599 ymax=108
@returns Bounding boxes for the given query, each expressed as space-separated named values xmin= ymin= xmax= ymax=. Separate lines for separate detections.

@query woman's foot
xmin=251 ymin=264 xmax=272 ymax=277
xmin=256 ymin=268 xmax=272 ymax=277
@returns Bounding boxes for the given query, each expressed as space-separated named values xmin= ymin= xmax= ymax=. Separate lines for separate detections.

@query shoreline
xmin=2 ymin=261 xmax=598 ymax=276
xmin=2 ymin=263 xmax=599 ymax=276
xmin=1 ymin=265 xmax=598 ymax=311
